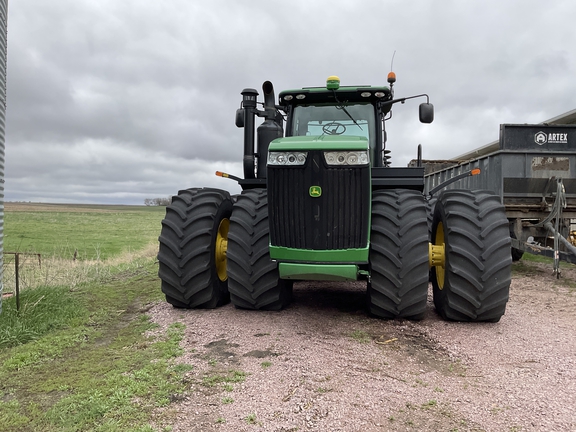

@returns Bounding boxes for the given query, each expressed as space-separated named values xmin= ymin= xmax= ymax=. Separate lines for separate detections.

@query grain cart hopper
xmin=424 ymin=122 xmax=576 ymax=276
xmin=158 ymin=75 xmax=512 ymax=322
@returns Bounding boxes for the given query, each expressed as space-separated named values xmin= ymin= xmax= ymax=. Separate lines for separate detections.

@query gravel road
xmin=149 ymin=260 xmax=576 ymax=432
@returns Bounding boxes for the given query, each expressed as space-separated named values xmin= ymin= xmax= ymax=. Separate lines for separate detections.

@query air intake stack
xmin=257 ymin=81 xmax=283 ymax=179
xmin=236 ymin=81 xmax=284 ymax=180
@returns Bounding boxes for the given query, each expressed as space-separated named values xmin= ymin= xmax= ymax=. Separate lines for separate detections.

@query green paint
xmin=269 ymin=245 xmax=369 ymax=263
xmin=279 ymin=263 xmax=359 ymax=281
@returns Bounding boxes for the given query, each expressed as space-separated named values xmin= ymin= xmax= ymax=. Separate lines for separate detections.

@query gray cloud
xmin=5 ymin=0 xmax=576 ymax=203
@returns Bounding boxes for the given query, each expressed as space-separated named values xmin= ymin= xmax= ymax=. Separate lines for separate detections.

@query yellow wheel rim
xmin=215 ymin=218 xmax=229 ymax=282
xmin=431 ymin=221 xmax=446 ymax=289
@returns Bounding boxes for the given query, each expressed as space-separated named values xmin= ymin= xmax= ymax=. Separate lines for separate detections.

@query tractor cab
xmin=279 ymin=76 xmax=393 ymax=167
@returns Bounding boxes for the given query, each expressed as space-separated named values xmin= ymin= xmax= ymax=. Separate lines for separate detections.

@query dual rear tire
xmin=368 ymin=189 xmax=429 ymax=320
xmin=157 ymin=188 xmax=289 ymax=311
xmin=367 ymin=188 xmax=511 ymax=322
xmin=430 ymin=190 xmax=511 ymax=322
xmin=227 ymin=189 xmax=293 ymax=310
xmin=158 ymin=188 xmax=233 ymax=308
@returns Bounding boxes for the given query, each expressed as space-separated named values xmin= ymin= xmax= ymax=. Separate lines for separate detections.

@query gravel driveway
xmin=149 ymin=260 xmax=576 ymax=431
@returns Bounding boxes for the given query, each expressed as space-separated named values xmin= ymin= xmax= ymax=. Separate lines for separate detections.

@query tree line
xmin=144 ymin=197 xmax=172 ymax=206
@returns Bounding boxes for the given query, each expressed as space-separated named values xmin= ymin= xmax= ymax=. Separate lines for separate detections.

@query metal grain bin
xmin=0 ymin=0 xmax=7 ymax=314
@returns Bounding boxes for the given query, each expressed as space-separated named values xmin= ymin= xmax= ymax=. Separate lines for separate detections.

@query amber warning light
xmin=471 ymin=168 xmax=481 ymax=176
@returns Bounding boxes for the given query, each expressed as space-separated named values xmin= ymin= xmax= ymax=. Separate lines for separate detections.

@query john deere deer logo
xmin=309 ymin=186 xmax=322 ymax=198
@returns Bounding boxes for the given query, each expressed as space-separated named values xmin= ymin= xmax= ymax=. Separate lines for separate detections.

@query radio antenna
xmin=387 ymin=50 xmax=397 ymax=96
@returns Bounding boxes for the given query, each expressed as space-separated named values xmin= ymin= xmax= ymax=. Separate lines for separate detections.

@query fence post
xmin=15 ymin=253 xmax=20 ymax=312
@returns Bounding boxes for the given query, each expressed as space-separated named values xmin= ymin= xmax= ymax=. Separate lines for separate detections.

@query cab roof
xmin=278 ymin=85 xmax=392 ymax=106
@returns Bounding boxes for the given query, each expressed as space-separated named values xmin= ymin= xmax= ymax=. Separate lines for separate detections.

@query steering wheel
xmin=322 ymin=122 xmax=346 ymax=135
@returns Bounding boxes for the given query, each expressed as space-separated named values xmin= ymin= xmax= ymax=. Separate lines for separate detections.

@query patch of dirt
xmin=149 ymin=261 xmax=576 ymax=431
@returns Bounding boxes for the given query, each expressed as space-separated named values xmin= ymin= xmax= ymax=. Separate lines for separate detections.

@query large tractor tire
xmin=158 ymin=188 xmax=233 ymax=308
xmin=368 ymin=189 xmax=429 ymax=320
xmin=430 ymin=190 xmax=511 ymax=322
xmin=227 ymin=189 xmax=292 ymax=310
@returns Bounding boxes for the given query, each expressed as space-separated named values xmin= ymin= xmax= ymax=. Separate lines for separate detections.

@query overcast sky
xmin=6 ymin=0 xmax=576 ymax=204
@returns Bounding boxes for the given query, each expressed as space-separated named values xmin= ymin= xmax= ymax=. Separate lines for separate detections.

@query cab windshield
xmin=291 ymin=103 xmax=376 ymax=148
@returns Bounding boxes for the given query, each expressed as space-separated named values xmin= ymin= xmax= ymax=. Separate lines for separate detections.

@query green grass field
xmin=0 ymin=203 xmax=193 ymax=431
xmin=4 ymin=203 xmax=165 ymax=260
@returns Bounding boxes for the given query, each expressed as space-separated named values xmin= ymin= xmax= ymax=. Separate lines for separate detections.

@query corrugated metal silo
xmin=0 ymin=0 xmax=7 ymax=314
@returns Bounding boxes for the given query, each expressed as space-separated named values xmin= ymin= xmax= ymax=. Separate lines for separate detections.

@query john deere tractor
xmin=158 ymin=75 xmax=512 ymax=322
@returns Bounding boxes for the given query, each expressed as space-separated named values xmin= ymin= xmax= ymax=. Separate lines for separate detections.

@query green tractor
xmin=158 ymin=75 xmax=512 ymax=322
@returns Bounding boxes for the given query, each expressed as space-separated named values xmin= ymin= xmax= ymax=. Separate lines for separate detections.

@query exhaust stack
xmin=257 ymin=81 xmax=283 ymax=179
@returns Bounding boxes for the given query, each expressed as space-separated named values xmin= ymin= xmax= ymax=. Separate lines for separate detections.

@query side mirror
xmin=419 ymin=103 xmax=434 ymax=124
xmin=235 ymin=108 xmax=245 ymax=128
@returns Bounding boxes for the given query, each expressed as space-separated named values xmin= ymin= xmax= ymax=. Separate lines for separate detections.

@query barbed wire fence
xmin=3 ymin=252 xmax=42 ymax=311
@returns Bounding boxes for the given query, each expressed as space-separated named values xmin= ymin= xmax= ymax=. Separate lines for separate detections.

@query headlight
xmin=268 ymin=151 xmax=308 ymax=166
xmin=323 ymin=151 xmax=370 ymax=166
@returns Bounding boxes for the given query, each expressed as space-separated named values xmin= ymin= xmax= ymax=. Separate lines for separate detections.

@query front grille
xmin=268 ymin=151 xmax=370 ymax=250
